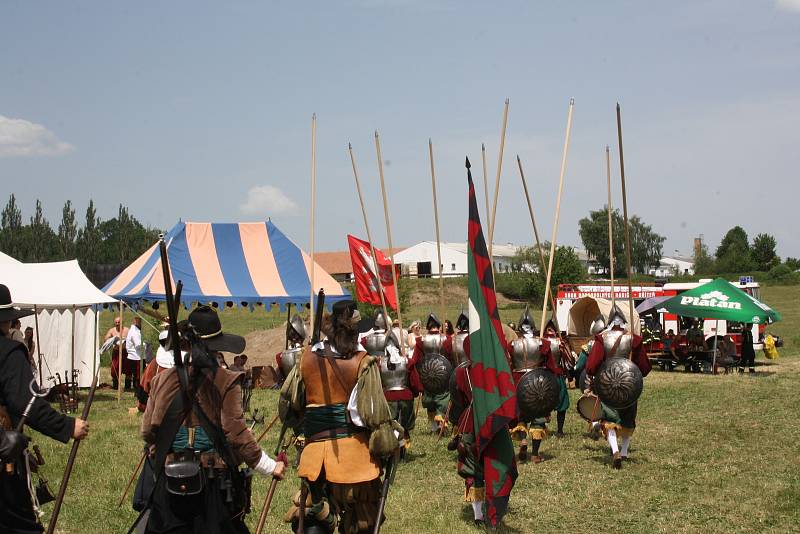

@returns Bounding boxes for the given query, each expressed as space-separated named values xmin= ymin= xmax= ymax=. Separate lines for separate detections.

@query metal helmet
xmin=289 ymin=314 xmax=306 ymax=342
xmin=543 ymin=318 xmax=558 ymax=336
xmin=518 ymin=306 xmax=537 ymax=335
xmin=594 ymin=357 xmax=643 ymax=409
xmin=374 ymin=310 xmax=391 ymax=331
xmin=426 ymin=313 xmax=441 ymax=331
xmin=455 ymin=311 xmax=469 ymax=332
xmin=607 ymin=305 xmax=627 ymax=328
xmin=590 ymin=315 xmax=606 ymax=336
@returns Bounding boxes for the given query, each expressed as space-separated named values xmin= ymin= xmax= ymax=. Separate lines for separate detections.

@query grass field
xmin=31 ymin=283 xmax=799 ymax=533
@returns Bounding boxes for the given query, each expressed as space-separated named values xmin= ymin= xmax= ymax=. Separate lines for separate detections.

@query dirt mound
xmin=243 ymin=327 xmax=286 ymax=368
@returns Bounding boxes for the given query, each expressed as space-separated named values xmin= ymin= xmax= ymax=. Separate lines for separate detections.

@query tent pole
xmin=309 ymin=113 xmax=318 ymax=336
xmin=34 ymin=305 xmax=43 ymax=385
xmin=712 ymin=319 xmax=719 ymax=375
xmin=71 ymin=305 xmax=76 ymax=389
xmin=118 ymin=301 xmax=124 ymax=403
xmin=93 ymin=306 xmax=98 ymax=386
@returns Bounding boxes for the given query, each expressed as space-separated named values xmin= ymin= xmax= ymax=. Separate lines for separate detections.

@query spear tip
xmin=570 ymin=97 xmax=575 ymax=105
xmin=505 ymin=97 xmax=510 ymax=105
xmin=481 ymin=142 xmax=485 ymax=151
xmin=465 ymin=157 xmax=471 ymax=169
xmin=348 ymin=142 xmax=352 ymax=149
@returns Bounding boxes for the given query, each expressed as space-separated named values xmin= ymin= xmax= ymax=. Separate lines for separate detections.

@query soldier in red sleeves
xmin=412 ymin=313 xmax=453 ymax=434
xmin=586 ymin=306 xmax=652 ymax=469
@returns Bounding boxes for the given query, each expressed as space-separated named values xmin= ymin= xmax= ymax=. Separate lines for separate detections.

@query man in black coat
xmin=0 ymin=284 xmax=89 ymax=533
xmin=739 ymin=323 xmax=756 ymax=374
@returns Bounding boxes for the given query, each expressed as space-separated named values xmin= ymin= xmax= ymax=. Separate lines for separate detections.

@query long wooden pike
xmin=488 ymin=99 xmax=509 ymax=263
xmin=606 ymin=145 xmax=617 ymax=310
xmin=117 ymin=448 xmax=147 ymax=508
xmin=255 ymin=414 xmax=280 ymax=443
xmin=349 ymin=144 xmax=391 ymax=324
xmin=308 ymin=113 xmax=318 ymax=335
xmin=255 ymin=451 xmax=289 ymax=534
xmin=375 ymin=131 xmax=405 ymax=354
xmin=46 ymin=372 xmax=100 ymax=534
xmin=539 ymin=98 xmax=575 ymax=335
xmin=616 ymin=103 xmax=635 ymax=327
xmin=429 ymin=139 xmax=445 ymax=323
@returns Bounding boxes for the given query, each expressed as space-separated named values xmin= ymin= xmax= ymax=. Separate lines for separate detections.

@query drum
xmin=576 ymin=392 xmax=601 ymax=422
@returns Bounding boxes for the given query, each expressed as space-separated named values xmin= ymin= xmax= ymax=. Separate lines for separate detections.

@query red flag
xmin=347 ymin=235 xmax=397 ymax=310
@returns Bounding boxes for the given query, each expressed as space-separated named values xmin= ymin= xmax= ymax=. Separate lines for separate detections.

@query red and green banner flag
xmin=465 ymin=157 xmax=518 ymax=526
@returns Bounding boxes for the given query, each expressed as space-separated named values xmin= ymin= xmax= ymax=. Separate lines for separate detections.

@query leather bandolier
xmin=601 ymin=329 xmax=633 ymax=359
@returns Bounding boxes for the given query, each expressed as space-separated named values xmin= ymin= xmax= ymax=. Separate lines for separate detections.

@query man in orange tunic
xmin=282 ymin=300 xmax=400 ymax=533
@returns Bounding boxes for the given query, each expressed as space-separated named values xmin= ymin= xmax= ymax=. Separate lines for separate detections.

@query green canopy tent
xmin=660 ymin=278 xmax=781 ymax=372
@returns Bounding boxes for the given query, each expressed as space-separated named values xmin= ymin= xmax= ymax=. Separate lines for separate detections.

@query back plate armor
xmin=364 ymin=331 xmax=389 ymax=357
xmin=379 ymin=354 xmax=409 ymax=391
xmin=510 ymin=336 xmax=545 ymax=372
xmin=279 ymin=346 xmax=303 ymax=377
xmin=452 ymin=332 xmax=468 ymax=364
xmin=601 ymin=329 xmax=632 ymax=359
xmin=422 ymin=334 xmax=447 ymax=357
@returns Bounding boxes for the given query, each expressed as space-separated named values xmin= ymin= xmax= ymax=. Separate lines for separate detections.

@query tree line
xmin=694 ymin=225 xmax=797 ymax=282
xmin=0 ymin=194 xmax=161 ymax=268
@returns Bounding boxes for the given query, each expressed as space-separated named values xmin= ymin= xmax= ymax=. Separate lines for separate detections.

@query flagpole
xmin=489 ymin=98 xmax=509 ymax=264
xmin=539 ymin=98 xmax=575 ymax=335
xmin=375 ymin=131 xmax=405 ymax=354
xmin=348 ymin=143 xmax=390 ymax=325
xmin=606 ymin=145 xmax=617 ymax=311
xmin=309 ymin=113 xmax=318 ymax=336
xmin=429 ymin=139 xmax=445 ymax=323
xmin=616 ymin=103 xmax=635 ymax=333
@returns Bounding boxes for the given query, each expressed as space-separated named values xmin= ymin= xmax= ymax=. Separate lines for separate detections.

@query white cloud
xmin=240 ymin=185 xmax=298 ymax=216
xmin=0 ymin=115 xmax=74 ymax=157
xmin=776 ymin=0 xmax=800 ymax=12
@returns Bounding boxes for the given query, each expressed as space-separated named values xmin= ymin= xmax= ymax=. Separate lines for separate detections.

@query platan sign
xmin=679 ymin=290 xmax=742 ymax=310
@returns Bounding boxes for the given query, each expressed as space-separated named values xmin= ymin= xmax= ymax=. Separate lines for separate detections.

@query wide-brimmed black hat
xmin=0 ymin=284 xmax=34 ymax=322
xmin=187 ymin=305 xmax=246 ymax=354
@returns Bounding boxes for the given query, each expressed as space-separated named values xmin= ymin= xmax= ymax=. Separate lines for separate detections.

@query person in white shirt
xmin=125 ymin=317 xmax=144 ymax=390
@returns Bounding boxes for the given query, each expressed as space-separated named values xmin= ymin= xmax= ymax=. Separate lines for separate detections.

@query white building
xmin=393 ymin=241 xmax=520 ymax=277
xmin=649 ymin=255 xmax=695 ymax=277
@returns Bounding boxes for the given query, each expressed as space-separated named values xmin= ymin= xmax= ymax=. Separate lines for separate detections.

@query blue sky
xmin=2 ymin=0 xmax=799 ymax=258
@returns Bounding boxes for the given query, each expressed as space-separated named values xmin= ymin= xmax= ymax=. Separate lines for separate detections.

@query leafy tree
xmin=750 ymin=233 xmax=779 ymax=271
xmin=715 ymin=244 xmax=754 ymax=273
xmin=786 ymin=257 xmax=800 ymax=271
xmin=500 ymin=244 xmax=585 ymax=302
xmin=76 ymin=200 xmax=102 ymax=268
xmin=97 ymin=204 xmax=160 ymax=264
xmin=57 ymin=200 xmax=78 ymax=259
xmin=693 ymin=240 xmax=715 ymax=275
xmin=579 ymin=206 xmax=665 ymax=274
xmin=25 ymin=199 xmax=58 ymax=262
xmin=0 ymin=194 xmax=23 ymax=259
xmin=715 ymin=226 xmax=749 ymax=259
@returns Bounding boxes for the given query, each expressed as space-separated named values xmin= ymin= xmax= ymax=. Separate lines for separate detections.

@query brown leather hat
xmin=187 ymin=305 xmax=245 ymax=354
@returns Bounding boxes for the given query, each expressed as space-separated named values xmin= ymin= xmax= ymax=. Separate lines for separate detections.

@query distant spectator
xmin=104 ymin=317 xmax=129 ymax=390
xmin=23 ymin=326 xmax=35 ymax=356
xmin=124 ymin=317 xmax=143 ymax=390
xmin=739 ymin=323 xmax=756 ymax=374
xmin=229 ymin=354 xmax=247 ymax=373
xmin=8 ymin=318 xmax=24 ymax=343
xmin=444 ymin=319 xmax=454 ymax=336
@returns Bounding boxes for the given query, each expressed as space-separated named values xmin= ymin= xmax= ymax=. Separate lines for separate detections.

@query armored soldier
xmin=0 ymin=284 xmax=90 ymax=534
xmin=451 ymin=312 xmax=469 ymax=365
xmin=543 ymin=319 xmax=572 ymax=438
xmin=586 ymin=306 xmax=651 ymax=469
xmin=139 ymin=305 xmax=285 ymax=533
xmin=364 ymin=312 xmax=418 ymax=456
xmin=282 ymin=300 xmax=400 ymax=533
xmin=412 ymin=313 xmax=453 ymax=433
xmin=574 ymin=315 xmax=606 ymax=391
xmin=276 ymin=314 xmax=307 ymax=385
xmin=508 ymin=308 xmax=559 ymax=463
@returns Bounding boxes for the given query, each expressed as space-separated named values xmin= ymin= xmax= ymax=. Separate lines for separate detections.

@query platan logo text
xmin=680 ymin=290 xmax=741 ymax=310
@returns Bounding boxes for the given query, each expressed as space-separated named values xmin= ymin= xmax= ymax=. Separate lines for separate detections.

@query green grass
xmin=34 ymin=282 xmax=798 ymax=533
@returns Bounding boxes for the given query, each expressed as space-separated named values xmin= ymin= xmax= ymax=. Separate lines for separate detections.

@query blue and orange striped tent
xmin=103 ymin=221 xmax=349 ymax=309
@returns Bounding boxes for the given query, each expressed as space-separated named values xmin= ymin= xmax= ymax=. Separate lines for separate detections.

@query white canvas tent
xmin=0 ymin=258 xmax=117 ymax=387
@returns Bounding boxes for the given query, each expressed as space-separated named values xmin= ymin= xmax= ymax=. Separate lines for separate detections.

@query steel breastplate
xmin=279 ymin=346 xmax=303 ymax=377
xmin=364 ymin=331 xmax=388 ymax=357
xmin=511 ymin=336 xmax=544 ymax=371
xmin=602 ymin=330 xmax=632 ymax=358
xmin=379 ymin=355 xmax=409 ymax=391
xmin=452 ymin=332 xmax=468 ymax=364
xmin=422 ymin=334 xmax=447 ymax=357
